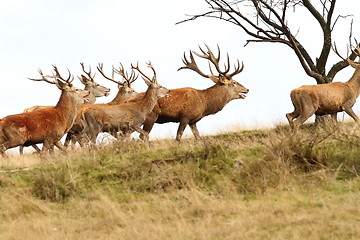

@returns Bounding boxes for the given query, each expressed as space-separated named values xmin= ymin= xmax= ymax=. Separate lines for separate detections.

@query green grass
xmin=1 ymin=123 xmax=360 ymax=239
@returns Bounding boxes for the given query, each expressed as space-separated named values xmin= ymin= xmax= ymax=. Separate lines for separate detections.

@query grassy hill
xmin=1 ymin=123 xmax=360 ymax=239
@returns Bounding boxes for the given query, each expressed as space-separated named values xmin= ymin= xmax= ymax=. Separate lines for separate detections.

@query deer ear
xmin=55 ymin=80 xmax=67 ymax=90
xmin=78 ymin=75 xmax=88 ymax=85
xmin=209 ymin=75 xmax=220 ymax=83
xmin=142 ymin=77 xmax=151 ymax=86
xmin=209 ymin=75 xmax=228 ymax=84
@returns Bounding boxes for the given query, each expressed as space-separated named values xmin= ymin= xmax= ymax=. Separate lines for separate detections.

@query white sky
xmin=0 ymin=0 xmax=359 ymax=140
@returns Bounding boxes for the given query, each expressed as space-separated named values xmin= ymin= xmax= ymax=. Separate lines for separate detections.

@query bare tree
xmin=177 ymin=0 xmax=358 ymax=85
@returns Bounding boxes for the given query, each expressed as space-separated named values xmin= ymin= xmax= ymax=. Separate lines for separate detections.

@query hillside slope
xmin=1 ymin=124 xmax=360 ymax=239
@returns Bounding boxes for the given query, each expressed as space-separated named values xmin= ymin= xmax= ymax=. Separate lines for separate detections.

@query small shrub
xmin=31 ymin=164 xmax=77 ymax=202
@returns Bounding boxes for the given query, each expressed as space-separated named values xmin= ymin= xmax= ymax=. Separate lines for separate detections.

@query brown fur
xmin=129 ymin=78 xmax=248 ymax=141
xmin=23 ymin=105 xmax=50 ymax=113
xmin=63 ymin=79 xmax=137 ymax=147
xmin=286 ymin=59 xmax=360 ymax=130
xmin=0 ymin=81 xmax=89 ymax=157
xmin=83 ymin=78 xmax=169 ymax=143
xmin=19 ymin=72 xmax=110 ymax=154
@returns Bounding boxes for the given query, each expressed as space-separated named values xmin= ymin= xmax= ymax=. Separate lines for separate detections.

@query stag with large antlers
xmin=0 ymin=65 xmax=90 ymax=157
xmin=64 ymin=63 xmax=139 ymax=147
xmin=20 ymin=63 xmax=111 ymax=154
xmin=286 ymin=43 xmax=360 ymax=131
xmin=128 ymin=44 xmax=249 ymax=141
xmin=82 ymin=62 xmax=169 ymax=143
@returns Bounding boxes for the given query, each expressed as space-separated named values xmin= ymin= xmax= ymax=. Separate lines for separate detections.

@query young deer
xmin=286 ymin=44 xmax=360 ymax=131
xmin=83 ymin=62 xmax=169 ymax=143
xmin=128 ymin=45 xmax=249 ymax=141
xmin=0 ymin=65 xmax=90 ymax=157
xmin=19 ymin=63 xmax=111 ymax=154
xmin=64 ymin=63 xmax=138 ymax=147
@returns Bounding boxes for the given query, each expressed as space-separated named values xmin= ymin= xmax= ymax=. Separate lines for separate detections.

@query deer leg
xmin=135 ymin=128 xmax=149 ymax=142
xmin=19 ymin=144 xmax=41 ymax=155
xmin=176 ymin=119 xmax=189 ymax=141
xmin=64 ymin=133 xmax=72 ymax=148
xmin=42 ymin=140 xmax=51 ymax=153
xmin=1 ymin=129 xmax=26 ymax=155
xmin=330 ymin=113 xmax=338 ymax=123
xmin=140 ymin=115 xmax=157 ymax=140
xmin=344 ymin=108 xmax=359 ymax=122
xmin=32 ymin=145 xmax=41 ymax=153
xmin=75 ymin=132 xmax=89 ymax=147
xmin=286 ymin=111 xmax=300 ymax=128
xmin=189 ymin=123 xmax=201 ymax=139
xmin=0 ymin=149 xmax=8 ymax=158
xmin=292 ymin=109 xmax=314 ymax=131
xmin=54 ymin=141 xmax=66 ymax=151
xmin=71 ymin=133 xmax=82 ymax=148
xmin=0 ymin=144 xmax=8 ymax=158
xmin=49 ymin=144 xmax=55 ymax=152
xmin=84 ymin=113 xmax=102 ymax=145
xmin=109 ymin=129 xmax=118 ymax=139
xmin=19 ymin=145 xmax=24 ymax=155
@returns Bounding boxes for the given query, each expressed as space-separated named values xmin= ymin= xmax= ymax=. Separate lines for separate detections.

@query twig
xmin=0 ymin=166 xmax=36 ymax=174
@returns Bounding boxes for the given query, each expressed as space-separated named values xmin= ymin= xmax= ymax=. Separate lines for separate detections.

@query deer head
xmin=178 ymin=44 xmax=249 ymax=99
xmin=78 ymin=63 xmax=110 ymax=98
xmin=131 ymin=61 xmax=169 ymax=100
xmin=97 ymin=63 xmax=138 ymax=99
xmin=28 ymin=64 xmax=90 ymax=105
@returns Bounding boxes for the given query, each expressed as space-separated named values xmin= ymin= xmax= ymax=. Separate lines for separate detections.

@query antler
xmin=332 ymin=40 xmax=360 ymax=67
xmin=179 ymin=44 xmax=244 ymax=79
xmin=131 ymin=61 xmax=157 ymax=83
xmin=178 ymin=51 xmax=209 ymax=78
xmin=28 ymin=68 xmax=56 ymax=84
xmin=80 ymin=62 xmax=96 ymax=82
xmin=97 ymin=63 xmax=138 ymax=87
xmin=28 ymin=65 xmax=74 ymax=85
xmin=113 ymin=63 xmax=139 ymax=85
xmin=51 ymin=64 xmax=74 ymax=85
xmin=193 ymin=44 xmax=229 ymax=75
xmin=97 ymin=63 xmax=118 ymax=84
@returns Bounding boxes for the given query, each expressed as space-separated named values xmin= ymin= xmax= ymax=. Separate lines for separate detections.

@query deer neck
xmin=55 ymin=91 xmax=81 ymax=132
xmin=137 ymin=85 xmax=157 ymax=116
xmin=202 ymin=84 xmax=233 ymax=115
xmin=346 ymin=68 xmax=360 ymax=97
xmin=84 ymin=86 xmax=97 ymax=104
xmin=108 ymin=87 xmax=129 ymax=105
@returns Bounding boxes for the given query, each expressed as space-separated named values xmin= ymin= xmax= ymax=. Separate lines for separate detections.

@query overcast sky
xmin=1 ymin=0 xmax=359 ymax=140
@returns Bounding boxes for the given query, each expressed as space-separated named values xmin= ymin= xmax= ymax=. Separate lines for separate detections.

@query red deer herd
xmin=1 ymin=44 xmax=360 ymax=157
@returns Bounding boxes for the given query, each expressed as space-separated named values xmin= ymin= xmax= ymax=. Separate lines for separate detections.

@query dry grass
xmin=1 ymin=186 xmax=360 ymax=240
xmin=1 ymin=123 xmax=360 ymax=239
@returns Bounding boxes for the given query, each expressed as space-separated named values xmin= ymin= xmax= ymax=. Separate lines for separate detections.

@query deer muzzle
xmin=239 ymin=88 xmax=249 ymax=99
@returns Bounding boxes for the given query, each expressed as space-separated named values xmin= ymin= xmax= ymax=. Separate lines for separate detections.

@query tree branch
xmin=177 ymin=0 xmax=353 ymax=84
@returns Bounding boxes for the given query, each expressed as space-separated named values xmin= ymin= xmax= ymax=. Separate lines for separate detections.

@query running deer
xmin=23 ymin=63 xmax=110 ymax=112
xmin=19 ymin=63 xmax=111 ymax=154
xmin=286 ymin=44 xmax=360 ymax=130
xmin=128 ymin=45 xmax=249 ymax=141
xmin=0 ymin=65 xmax=90 ymax=157
xmin=64 ymin=63 xmax=139 ymax=147
xmin=83 ymin=62 xmax=169 ymax=143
